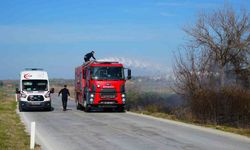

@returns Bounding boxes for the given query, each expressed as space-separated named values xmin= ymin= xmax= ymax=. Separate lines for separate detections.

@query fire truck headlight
xmin=90 ymin=98 xmax=94 ymax=103
xmin=122 ymin=94 xmax=126 ymax=98
xmin=122 ymin=98 xmax=126 ymax=104
xmin=90 ymin=94 xmax=94 ymax=98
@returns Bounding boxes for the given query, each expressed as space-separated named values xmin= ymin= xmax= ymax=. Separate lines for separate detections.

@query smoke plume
xmin=98 ymin=57 xmax=171 ymax=77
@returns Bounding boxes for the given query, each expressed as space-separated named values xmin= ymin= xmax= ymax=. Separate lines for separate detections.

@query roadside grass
xmin=0 ymin=87 xmax=41 ymax=150
xmin=205 ymin=125 xmax=250 ymax=137
xmin=133 ymin=110 xmax=250 ymax=138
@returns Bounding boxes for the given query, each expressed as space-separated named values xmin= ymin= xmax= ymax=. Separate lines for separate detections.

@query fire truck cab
xmin=75 ymin=61 xmax=131 ymax=112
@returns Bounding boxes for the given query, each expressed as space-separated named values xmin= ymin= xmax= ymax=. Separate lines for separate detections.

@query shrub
xmin=188 ymin=86 xmax=250 ymax=127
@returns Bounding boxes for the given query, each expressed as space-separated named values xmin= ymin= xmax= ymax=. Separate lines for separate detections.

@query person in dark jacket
xmin=84 ymin=51 xmax=96 ymax=62
xmin=58 ymin=85 xmax=70 ymax=111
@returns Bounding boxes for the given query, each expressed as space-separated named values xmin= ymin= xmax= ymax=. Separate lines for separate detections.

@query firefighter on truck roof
xmin=84 ymin=51 xmax=96 ymax=62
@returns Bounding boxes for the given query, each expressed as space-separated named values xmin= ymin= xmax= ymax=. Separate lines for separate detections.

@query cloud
xmin=160 ymin=12 xmax=175 ymax=17
xmin=156 ymin=2 xmax=187 ymax=7
xmin=0 ymin=25 xmax=82 ymax=44
xmin=156 ymin=1 xmax=218 ymax=9
xmin=0 ymin=24 xmax=161 ymax=44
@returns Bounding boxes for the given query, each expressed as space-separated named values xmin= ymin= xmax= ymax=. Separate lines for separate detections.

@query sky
xmin=0 ymin=0 xmax=249 ymax=79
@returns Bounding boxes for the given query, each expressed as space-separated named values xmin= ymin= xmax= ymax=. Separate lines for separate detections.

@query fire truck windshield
xmin=91 ymin=67 xmax=124 ymax=80
xmin=22 ymin=80 xmax=48 ymax=91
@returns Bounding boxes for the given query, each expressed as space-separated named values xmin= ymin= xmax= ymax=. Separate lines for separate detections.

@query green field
xmin=0 ymin=86 xmax=40 ymax=150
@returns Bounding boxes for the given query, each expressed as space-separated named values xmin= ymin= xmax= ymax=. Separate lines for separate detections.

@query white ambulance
xmin=16 ymin=68 xmax=54 ymax=111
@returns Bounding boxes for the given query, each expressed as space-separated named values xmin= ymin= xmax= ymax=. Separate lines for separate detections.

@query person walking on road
xmin=58 ymin=85 xmax=70 ymax=111
xmin=84 ymin=51 xmax=96 ymax=62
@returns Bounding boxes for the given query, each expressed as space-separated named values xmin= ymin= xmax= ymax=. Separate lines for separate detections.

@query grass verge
xmin=132 ymin=110 xmax=250 ymax=138
xmin=0 ymin=87 xmax=41 ymax=150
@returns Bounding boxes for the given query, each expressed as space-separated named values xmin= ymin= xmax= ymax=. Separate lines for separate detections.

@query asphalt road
xmin=18 ymin=95 xmax=250 ymax=150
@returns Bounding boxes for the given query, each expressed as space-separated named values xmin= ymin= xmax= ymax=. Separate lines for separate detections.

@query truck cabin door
xmin=86 ymin=67 xmax=91 ymax=88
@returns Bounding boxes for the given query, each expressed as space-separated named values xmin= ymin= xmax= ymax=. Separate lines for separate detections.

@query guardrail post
xmin=30 ymin=122 xmax=36 ymax=149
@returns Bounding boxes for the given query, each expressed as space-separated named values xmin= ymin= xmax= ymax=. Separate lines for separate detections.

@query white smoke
xmin=98 ymin=57 xmax=172 ymax=78
xmin=98 ymin=57 xmax=158 ymax=69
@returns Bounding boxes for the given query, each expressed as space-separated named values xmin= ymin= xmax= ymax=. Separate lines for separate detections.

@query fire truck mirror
xmin=83 ymin=70 xmax=86 ymax=79
xmin=127 ymin=69 xmax=132 ymax=80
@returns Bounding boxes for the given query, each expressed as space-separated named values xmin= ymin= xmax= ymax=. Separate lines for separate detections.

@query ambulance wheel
xmin=46 ymin=107 xmax=52 ymax=111
xmin=19 ymin=103 xmax=23 ymax=112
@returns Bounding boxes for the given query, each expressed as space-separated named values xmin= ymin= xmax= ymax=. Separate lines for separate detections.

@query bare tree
xmin=173 ymin=4 xmax=250 ymax=125
xmin=183 ymin=5 xmax=250 ymax=87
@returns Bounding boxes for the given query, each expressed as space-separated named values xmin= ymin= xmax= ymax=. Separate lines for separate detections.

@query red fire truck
xmin=75 ymin=61 xmax=131 ymax=112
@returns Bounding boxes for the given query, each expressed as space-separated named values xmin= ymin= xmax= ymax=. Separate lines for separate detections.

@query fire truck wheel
xmin=84 ymin=105 xmax=91 ymax=112
xmin=117 ymin=107 xmax=125 ymax=112
xmin=76 ymin=102 xmax=83 ymax=110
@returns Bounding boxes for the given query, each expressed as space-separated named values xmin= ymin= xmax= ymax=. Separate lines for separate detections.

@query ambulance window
xmin=22 ymin=80 xmax=48 ymax=91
